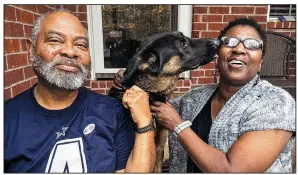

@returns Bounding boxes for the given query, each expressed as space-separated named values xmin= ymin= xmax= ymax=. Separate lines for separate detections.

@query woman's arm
xmin=150 ymin=101 xmax=293 ymax=173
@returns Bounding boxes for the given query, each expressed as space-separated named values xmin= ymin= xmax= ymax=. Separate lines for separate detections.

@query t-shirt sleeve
xmin=114 ymin=104 xmax=135 ymax=171
xmin=240 ymin=90 xmax=295 ymax=135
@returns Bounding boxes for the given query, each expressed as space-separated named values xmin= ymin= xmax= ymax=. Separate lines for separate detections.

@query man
xmin=4 ymin=9 xmax=155 ymax=173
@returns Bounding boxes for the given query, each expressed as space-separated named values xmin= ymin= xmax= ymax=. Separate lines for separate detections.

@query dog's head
xmin=121 ymin=31 xmax=218 ymax=87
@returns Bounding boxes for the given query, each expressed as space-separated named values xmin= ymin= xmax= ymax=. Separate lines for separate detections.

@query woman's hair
xmin=217 ymin=18 xmax=267 ymax=56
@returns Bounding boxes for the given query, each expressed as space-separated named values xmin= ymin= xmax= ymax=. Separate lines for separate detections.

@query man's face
xmin=30 ymin=11 xmax=91 ymax=90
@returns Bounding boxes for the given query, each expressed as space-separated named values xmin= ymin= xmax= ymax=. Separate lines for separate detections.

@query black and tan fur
xmin=108 ymin=31 xmax=219 ymax=172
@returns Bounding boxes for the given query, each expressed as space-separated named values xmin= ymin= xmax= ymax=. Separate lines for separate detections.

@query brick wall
xmin=4 ymin=5 xmax=296 ymax=100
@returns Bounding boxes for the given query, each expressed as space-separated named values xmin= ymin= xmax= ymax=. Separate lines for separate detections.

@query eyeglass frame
xmin=220 ymin=36 xmax=263 ymax=51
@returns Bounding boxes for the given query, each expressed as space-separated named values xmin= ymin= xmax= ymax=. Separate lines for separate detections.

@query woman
xmin=116 ymin=18 xmax=295 ymax=173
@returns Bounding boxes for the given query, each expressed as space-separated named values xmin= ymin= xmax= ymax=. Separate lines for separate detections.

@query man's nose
xmin=60 ymin=43 xmax=78 ymax=59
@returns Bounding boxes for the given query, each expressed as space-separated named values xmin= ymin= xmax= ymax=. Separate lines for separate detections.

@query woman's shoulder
xmin=182 ymin=84 xmax=217 ymax=100
xmin=257 ymin=79 xmax=295 ymax=102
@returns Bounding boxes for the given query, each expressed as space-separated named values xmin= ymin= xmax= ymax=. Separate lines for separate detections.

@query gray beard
xmin=30 ymin=53 xmax=90 ymax=90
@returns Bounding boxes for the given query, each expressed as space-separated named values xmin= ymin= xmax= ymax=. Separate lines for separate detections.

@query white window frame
xmin=87 ymin=5 xmax=193 ymax=80
xmin=267 ymin=5 xmax=296 ymax=22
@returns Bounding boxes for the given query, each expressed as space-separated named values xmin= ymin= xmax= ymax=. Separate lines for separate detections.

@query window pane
xmin=269 ymin=5 xmax=296 ymax=18
xmin=101 ymin=5 xmax=177 ymax=68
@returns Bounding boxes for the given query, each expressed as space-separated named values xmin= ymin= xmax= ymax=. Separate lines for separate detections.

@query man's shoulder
xmin=5 ymin=87 xmax=33 ymax=110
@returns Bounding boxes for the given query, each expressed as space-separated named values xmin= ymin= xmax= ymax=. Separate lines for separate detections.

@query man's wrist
xmin=134 ymin=118 xmax=156 ymax=134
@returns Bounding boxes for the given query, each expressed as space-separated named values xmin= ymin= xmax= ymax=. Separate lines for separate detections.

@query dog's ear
xmin=137 ymin=52 xmax=161 ymax=74
xmin=122 ymin=56 xmax=143 ymax=87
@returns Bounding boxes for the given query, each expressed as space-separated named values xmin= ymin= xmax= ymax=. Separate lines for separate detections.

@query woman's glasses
xmin=221 ymin=37 xmax=263 ymax=50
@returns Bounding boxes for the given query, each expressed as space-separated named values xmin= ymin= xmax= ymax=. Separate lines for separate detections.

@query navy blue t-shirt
xmin=4 ymin=85 xmax=135 ymax=173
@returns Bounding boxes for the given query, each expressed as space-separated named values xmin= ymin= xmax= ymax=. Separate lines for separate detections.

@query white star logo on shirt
xmin=56 ymin=126 xmax=69 ymax=139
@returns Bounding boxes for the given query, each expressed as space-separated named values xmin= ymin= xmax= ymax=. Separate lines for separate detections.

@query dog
xmin=108 ymin=31 xmax=219 ymax=172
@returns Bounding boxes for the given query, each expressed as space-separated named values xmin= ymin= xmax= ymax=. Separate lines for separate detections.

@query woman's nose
xmin=232 ymin=42 xmax=246 ymax=54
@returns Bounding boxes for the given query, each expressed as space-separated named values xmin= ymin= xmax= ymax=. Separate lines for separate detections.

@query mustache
xmin=48 ymin=57 xmax=89 ymax=74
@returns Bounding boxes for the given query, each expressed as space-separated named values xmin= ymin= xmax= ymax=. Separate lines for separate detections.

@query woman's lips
xmin=227 ymin=60 xmax=246 ymax=68
xmin=56 ymin=64 xmax=80 ymax=72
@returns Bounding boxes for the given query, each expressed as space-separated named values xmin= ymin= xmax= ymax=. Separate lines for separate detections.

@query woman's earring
xmin=214 ymin=56 xmax=219 ymax=83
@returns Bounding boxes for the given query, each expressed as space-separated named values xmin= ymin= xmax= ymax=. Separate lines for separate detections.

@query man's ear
xmin=27 ymin=39 xmax=34 ymax=57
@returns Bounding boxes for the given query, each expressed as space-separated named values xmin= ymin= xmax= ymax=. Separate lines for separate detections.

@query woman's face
xmin=217 ymin=25 xmax=263 ymax=86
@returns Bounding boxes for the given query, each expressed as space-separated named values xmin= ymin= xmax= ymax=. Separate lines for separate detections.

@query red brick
xmin=209 ymin=7 xmax=229 ymax=14
xmin=4 ymin=56 xmax=7 ymax=71
xmin=24 ymin=25 xmax=33 ymax=37
xmin=190 ymin=70 xmax=204 ymax=77
xmin=208 ymin=23 xmax=226 ymax=30
xmin=200 ymin=62 xmax=215 ymax=69
xmin=198 ymin=77 xmax=215 ymax=84
xmin=191 ymin=78 xmax=198 ymax=84
xmin=30 ymin=77 xmax=38 ymax=86
xmin=205 ymin=70 xmax=215 ymax=77
xmin=4 ymin=39 xmax=21 ymax=54
xmin=93 ymin=89 xmax=106 ymax=94
xmin=24 ymin=66 xmax=36 ymax=79
xmin=231 ymin=7 xmax=254 ymax=14
xmin=290 ymin=22 xmax=296 ymax=28
xmin=202 ymin=15 xmax=222 ymax=22
xmin=4 ymin=22 xmax=24 ymax=37
xmin=106 ymin=81 xmax=113 ymax=88
xmin=268 ymin=22 xmax=275 ymax=29
xmin=193 ymin=7 xmax=207 ymax=14
xmin=201 ymin=31 xmax=219 ymax=38
xmin=178 ymin=87 xmax=190 ymax=93
xmin=78 ymin=5 xmax=87 ymax=12
xmin=260 ymin=24 xmax=266 ymax=30
xmin=4 ymin=88 xmax=12 ymax=100
xmin=75 ymin=13 xmax=87 ymax=22
xmin=4 ymin=68 xmax=24 ymax=86
xmin=248 ymin=16 xmax=267 ymax=23
xmin=84 ymin=79 xmax=91 ymax=87
xmin=183 ymin=80 xmax=191 ymax=86
xmin=7 ymin=54 xmax=29 ymax=69
xmin=191 ymin=31 xmax=200 ymax=38
xmin=193 ymin=23 xmax=206 ymax=30
xmin=21 ymin=5 xmax=37 ymax=12
xmin=16 ymin=9 xmax=34 ymax=24
xmin=36 ymin=5 xmax=50 ymax=14
xmin=12 ymin=80 xmax=31 ymax=97
xmin=255 ymin=7 xmax=267 ymax=14
xmin=99 ymin=82 xmax=107 ymax=88
xmin=223 ymin=15 xmax=246 ymax=22
xmin=20 ymin=39 xmax=28 ymax=51
xmin=81 ymin=22 xmax=88 ymax=31
xmin=4 ymin=5 xmax=16 ymax=21
xmin=193 ymin=15 xmax=201 ymax=22
xmin=62 ymin=5 xmax=77 ymax=12
xmin=176 ymin=80 xmax=183 ymax=87
xmin=91 ymin=81 xmax=99 ymax=88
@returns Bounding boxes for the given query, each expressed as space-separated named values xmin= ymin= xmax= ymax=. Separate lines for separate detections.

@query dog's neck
xmin=133 ymin=74 xmax=179 ymax=96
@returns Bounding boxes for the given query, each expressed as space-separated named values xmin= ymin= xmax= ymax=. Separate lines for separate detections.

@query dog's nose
xmin=207 ymin=38 xmax=220 ymax=47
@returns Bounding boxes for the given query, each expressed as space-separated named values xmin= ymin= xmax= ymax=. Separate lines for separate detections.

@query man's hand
xmin=122 ymin=85 xmax=152 ymax=127
xmin=112 ymin=69 xmax=125 ymax=90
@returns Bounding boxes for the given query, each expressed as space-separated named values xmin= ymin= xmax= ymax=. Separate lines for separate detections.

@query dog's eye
xmin=182 ymin=41 xmax=188 ymax=49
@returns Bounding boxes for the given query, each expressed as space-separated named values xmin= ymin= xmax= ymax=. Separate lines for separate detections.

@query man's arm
xmin=116 ymin=85 xmax=156 ymax=173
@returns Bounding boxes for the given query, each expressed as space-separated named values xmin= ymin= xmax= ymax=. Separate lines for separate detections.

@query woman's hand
xmin=122 ymin=85 xmax=152 ymax=127
xmin=150 ymin=101 xmax=184 ymax=131
xmin=112 ymin=69 xmax=125 ymax=90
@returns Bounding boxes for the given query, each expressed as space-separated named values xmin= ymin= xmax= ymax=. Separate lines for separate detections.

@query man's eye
xmin=48 ymin=38 xmax=62 ymax=43
xmin=76 ymin=43 xmax=88 ymax=48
